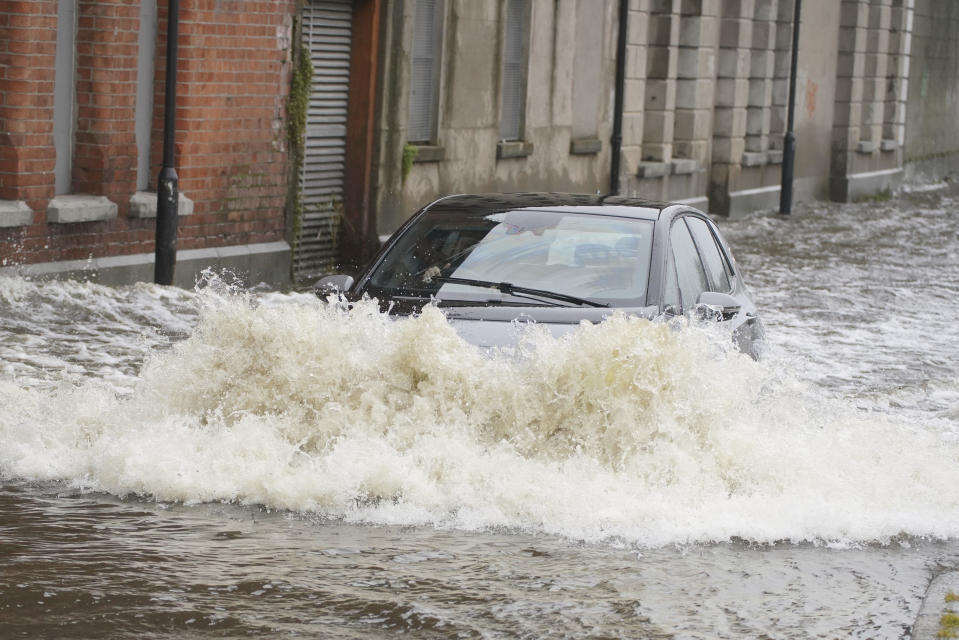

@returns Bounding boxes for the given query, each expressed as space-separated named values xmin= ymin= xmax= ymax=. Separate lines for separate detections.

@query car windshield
xmin=366 ymin=207 xmax=655 ymax=306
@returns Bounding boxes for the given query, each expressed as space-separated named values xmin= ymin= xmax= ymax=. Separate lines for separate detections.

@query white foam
xmin=2 ymin=290 xmax=959 ymax=547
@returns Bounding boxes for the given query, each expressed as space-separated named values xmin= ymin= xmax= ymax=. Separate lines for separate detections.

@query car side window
xmin=669 ymin=218 xmax=709 ymax=310
xmin=663 ymin=246 xmax=681 ymax=311
xmin=685 ymin=217 xmax=732 ymax=293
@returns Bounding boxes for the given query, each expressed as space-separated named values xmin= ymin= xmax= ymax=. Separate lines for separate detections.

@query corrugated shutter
xmin=297 ymin=0 xmax=354 ymax=280
xmin=407 ymin=0 xmax=440 ymax=143
xmin=500 ymin=0 xmax=528 ymax=141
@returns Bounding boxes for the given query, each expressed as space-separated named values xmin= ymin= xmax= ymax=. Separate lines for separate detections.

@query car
xmin=316 ymin=193 xmax=764 ymax=358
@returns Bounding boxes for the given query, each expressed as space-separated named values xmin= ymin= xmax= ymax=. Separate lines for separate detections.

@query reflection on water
xmin=2 ymin=185 xmax=959 ymax=638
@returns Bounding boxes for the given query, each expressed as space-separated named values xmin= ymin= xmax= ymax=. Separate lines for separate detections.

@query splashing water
xmin=2 ymin=278 xmax=958 ymax=547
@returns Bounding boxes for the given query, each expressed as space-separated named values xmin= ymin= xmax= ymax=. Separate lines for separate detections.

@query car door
xmin=660 ymin=210 xmax=763 ymax=357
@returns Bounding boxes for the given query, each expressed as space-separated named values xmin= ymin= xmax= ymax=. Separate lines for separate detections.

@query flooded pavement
xmin=2 ymin=185 xmax=959 ymax=638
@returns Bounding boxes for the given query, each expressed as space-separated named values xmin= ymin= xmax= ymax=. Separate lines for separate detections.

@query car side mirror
xmin=313 ymin=274 xmax=354 ymax=297
xmin=694 ymin=291 xmax=741 ymax=321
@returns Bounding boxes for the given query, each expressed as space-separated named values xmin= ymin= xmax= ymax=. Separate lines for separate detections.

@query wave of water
xmin=2 ymin=277 xmax=958 ymax=548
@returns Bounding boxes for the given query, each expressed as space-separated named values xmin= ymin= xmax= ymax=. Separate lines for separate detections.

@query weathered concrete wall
xmin=371 ymin=0 xmax=953 ymax=233
xmin=904 ymin=0 xmax=959 ymax=182
xmin=372 ymin=0 xmax=618 ymax=236
xmin=787 ymin=0 xmax=841 ymax=204
xmin=828 ymin=0 xmax=912 ymax=202
xmin=612 ymin=0 xmax=845 ymax=216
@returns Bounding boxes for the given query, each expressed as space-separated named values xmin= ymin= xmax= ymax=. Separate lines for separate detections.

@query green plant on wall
xmin=402 ymin=143 xmax=419 ymax=184
xmin=288 ymin=27 xmax=313 ymax=266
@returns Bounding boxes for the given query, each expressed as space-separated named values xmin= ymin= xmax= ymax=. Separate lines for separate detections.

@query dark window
xmin=408 ymin=0 xmax=444 ymax=143
xmin=685 ymin=217 xmax=732 ymax=292
xmin=500 ymin=0 xmax=530 ymax=141
xmin=670 ymin=218 xmax=709 ymax=310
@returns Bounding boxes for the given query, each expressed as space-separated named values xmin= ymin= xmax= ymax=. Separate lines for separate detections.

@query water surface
xmin=2 ymin=186 xmax=958 ymax=638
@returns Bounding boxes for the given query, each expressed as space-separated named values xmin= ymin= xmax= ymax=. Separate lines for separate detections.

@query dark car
xmin=316 ymin=193 xmax=764 ymax=358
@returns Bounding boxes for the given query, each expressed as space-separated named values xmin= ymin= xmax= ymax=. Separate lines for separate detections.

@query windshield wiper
xmin=433 ymin=276 xmax=608 ymax=308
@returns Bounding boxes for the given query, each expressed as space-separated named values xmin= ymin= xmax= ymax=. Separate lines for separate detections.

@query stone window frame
xmin=569 ymin=0 xmax=605 ymax=156
xmin=48 ymin=0 xmax=117 ymax=224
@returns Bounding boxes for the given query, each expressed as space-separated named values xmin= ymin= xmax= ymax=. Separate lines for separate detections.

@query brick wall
xmin=153 ymin=0 xmax=296 ymax=251
xmin=0 ymin=0 xmax=296 ymax=267
xmin=0 ymin=1 xmax=57 ymax=212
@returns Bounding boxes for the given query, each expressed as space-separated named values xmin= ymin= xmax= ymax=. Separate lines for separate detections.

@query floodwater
xmin=2 ymin=184 xmax=959 ymax=638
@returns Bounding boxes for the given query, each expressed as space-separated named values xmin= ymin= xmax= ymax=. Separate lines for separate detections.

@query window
xmin=53 ymin=0 xmax=77 ymax=195
xmin=367 ymin=208 xmax=655 ymax=306
xmin=670 ymin=218 xmax=709 ymax=310
xmin=499 ymin=0 xmax=530 ymax=141
xmin=663 ymin=248 xmax=681 ymax=311
xmin=685 ymin=217 xmax=732 ymax=292
xmin=135 ymin=0 xmax=157 ymax=191
xmin=407 ymin=0 xmax=444 ymax=144
xmin=571 ymin=0 xmax=602 ymax=140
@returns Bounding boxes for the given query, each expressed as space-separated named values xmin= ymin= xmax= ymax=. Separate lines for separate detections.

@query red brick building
xmin=0 ymin=0 xmax=300 ymax=286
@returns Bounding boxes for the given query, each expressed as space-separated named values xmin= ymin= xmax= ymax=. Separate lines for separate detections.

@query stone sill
xmin=129 ymin=191 xmax=195 ymax=218
xmin=637 ymin=161 xmax=669 ymax=178
xmin=767 ymin=150 xmax=784 ymax=165
xmin=671 ymin=158 xmax=698 ymax=175
xmin=856 ymin=140 xmax=876 ymax=154
xmin=47 ymin=195 xmax=117 ymax=224
xmin=0 ymin=200 xmax=33 ymax=227
xmin=637 ymin=159 xmax=699 ymax=178
xmin=741 ymin=152 xmax=767 ymax=168
xmin=496 ymin=140 xmax=534 ymax=159
xmin=570 ymin=137 xmax=602 ymax=155
xmin=410 ymin=144 xmax=445 ymax=163
xmin=880 ymin=139 xmax=898 ymax=152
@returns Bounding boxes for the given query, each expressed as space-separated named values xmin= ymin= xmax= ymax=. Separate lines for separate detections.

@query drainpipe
xmin=779 ymin=0 xmax=802 ymax=215
xmin=609 ymin=0 xmax=628 ymax=195
xmin=155 ymin=0 xmax=180 ymax=284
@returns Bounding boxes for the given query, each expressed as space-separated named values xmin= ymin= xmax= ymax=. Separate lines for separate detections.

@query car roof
xmin=422 ymin=192 xmax=677 ymax=221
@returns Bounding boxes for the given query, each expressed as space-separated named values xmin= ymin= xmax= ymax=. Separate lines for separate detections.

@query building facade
xmin=0 ymin=0 xmax=297 ymax=286
xmin=1 ymin=0 xmax=957 ymax=286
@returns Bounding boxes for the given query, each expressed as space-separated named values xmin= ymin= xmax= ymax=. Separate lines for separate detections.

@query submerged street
xmin=2 ymin=184 xmax=959 ymax=638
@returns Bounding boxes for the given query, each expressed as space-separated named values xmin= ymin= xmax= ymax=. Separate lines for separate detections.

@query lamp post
xmin=779 ymin=0 xmax=802 ymax=215
xmin=155 ymin=0 xmax=180 ymax=284
xmin=609 ymin=0 xmax=629 ymax=195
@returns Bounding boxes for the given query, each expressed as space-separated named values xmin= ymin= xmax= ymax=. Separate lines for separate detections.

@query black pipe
xmin=779 ymin=0 xmax=802 ymax=215
xmin=609 ymin=0 xmax=628 ymax=195
xmin=155 ymin=0 xmax=180 ymax=285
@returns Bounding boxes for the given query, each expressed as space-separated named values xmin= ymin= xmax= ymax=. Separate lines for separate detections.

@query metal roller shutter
xmin=296 ymin=0 xmax=353 ymax=280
